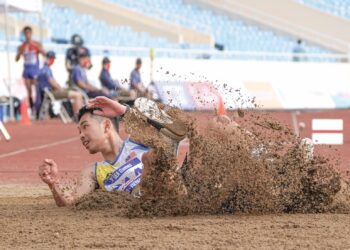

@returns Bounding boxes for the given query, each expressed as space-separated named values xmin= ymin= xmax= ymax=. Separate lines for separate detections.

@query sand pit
xmin=1 ymin=103 xmax=350 ymax=249
xmin=1 ymin=189 xmax=350 ymax=249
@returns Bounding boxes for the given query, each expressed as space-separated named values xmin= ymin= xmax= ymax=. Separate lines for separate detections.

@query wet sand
xmin=1 ymin=106 xmax=350 ymax=249
xmin=0 ymin=188 xmax=350 ymax=249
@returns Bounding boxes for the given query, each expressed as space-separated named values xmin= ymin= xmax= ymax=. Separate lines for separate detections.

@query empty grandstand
xmin=0 ymin=0 xmax=347 ymax=64
xmin=0 ymin=0 xmax=345 ymax=61
xmin=297 ymin=0 xmax=350 ymax=19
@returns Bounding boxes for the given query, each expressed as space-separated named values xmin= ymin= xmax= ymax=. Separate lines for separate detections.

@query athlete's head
xmin=135 ymin=58 xmax=142 ymax=70
xmin=23 ymin=26 xmax=32 ymax=41
xmin=102 ymin=57 xmax=111 ymax=71
xmin=46 ymin=51 xmax=56 ymax=66
xmin=77 ymin=106 xmax=117 ymax=154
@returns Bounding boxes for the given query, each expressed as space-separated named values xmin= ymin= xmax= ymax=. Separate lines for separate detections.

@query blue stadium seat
xmin=108 ymin=0 xmax=333 ymax=56
xmin=297 ymin=0 xmax=350 ymax=19
xmin=11 ymin=2 xmax=182 ymax=50
xmin=4 ymin=1 xmax=338 ymax=61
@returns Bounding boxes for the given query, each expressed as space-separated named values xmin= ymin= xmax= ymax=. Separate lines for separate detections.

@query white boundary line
xmin=0 ymin=137 xmax=78 ymax=159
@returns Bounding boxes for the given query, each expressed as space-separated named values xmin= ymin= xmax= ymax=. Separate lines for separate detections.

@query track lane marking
xmin=0 ymin=137 xmax=78 ymax=159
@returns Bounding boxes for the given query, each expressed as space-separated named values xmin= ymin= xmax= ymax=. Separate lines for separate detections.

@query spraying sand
xmin=72 ymin=106 xmax=349 ymax=217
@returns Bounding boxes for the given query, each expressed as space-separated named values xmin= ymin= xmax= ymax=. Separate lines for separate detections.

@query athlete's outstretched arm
xmin=38 ymin=159 xmax=96 ymax=207
xmin=87 ymin=96 xmax=127 ymax=118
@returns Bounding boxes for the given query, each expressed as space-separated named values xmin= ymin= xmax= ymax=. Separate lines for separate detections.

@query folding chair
xmin=38 ymin=88 xmax=73 ymax=124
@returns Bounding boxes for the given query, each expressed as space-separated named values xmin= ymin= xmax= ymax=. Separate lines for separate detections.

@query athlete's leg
xmin=68 ymin=90 xmax=84 ymax=114
xmin=24 ymin=78 xmax=32 ymax=104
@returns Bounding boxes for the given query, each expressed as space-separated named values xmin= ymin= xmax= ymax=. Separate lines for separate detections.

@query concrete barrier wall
xmin=1 ymin=52 xmax=349 ymax=109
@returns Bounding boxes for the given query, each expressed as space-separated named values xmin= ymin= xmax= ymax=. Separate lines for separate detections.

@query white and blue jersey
xmin=95 ymin=138 xmax=149 ymax=196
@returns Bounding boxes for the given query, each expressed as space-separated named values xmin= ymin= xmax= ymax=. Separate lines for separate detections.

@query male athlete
xmin=38 ymin=97 xmax=188 ymax=206
xmin=15 ymin=26 xmax=45 ymax=111
xmin=38 ymin=97 xmax=314 ymax=207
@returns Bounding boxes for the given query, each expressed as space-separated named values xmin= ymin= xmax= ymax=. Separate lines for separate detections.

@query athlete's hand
xmin=38 ymin=159 xmax=58 ymax=185
xmin=87 ymin=96 xmax=127 ymax=118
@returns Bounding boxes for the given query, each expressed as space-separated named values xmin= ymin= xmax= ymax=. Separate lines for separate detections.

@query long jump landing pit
xmin=1 ymin=110 xmax=350 ymax=249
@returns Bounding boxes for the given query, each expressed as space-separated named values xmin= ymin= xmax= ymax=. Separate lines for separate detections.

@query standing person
xmin=65 ymin=34 xmax=91 ymax=85
xmin=71 ymin=52 xmax=110 ymax=98
xmin=130 ymin=58 xmax=149 ymax=97
xmin=99 ymin=57 xmax=136 ymax=99
xmin=15 ymin=26 xmax=45 ymax=111
xmin=292 ymin=39 xmax=306 ymax=62
xmin=36 ymin=51 xmax=84 ymax=120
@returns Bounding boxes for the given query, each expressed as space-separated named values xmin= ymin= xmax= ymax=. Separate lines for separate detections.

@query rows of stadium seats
xmin=3 ymin=0 xmax=338 ymax=61
xmin=11 ymin=3 xmax=184 ymax=49
xmin=109 ymin=0 xmax=332 ymax=55
xmin=297 ymin=0 xmax=350 ymax=19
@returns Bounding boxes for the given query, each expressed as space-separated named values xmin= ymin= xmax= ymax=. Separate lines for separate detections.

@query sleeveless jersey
xmin=21 ymin=42 xmax=40 ymax=66
xmin=95 ymin=138 xmax=149 ymax=196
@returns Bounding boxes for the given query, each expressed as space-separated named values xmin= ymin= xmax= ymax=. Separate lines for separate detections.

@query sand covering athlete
xmin=38 ymin=97 xmax=315 ymax=207
xmin=38 ymin=97 xmax=190 ymax=206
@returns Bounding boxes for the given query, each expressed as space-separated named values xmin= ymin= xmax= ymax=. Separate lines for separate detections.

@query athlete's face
xmin=24 ymin=30 xmax=32 ymax=41
xmin=78 ymin=113 xmax=108 ymax=154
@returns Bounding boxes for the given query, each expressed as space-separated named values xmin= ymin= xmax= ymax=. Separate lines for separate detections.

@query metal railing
xmin=0 ymin=40 xmax=348 ymax=62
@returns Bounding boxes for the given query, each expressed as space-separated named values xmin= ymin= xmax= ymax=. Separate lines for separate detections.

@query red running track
xmin=0 ymin=110 xmax=349 ymax=184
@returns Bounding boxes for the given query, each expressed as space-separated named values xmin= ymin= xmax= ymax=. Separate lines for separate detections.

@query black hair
xmin=136 ymin=58 xmax=142 ymax=65
xmin=102 ymin=57 xmax=111 ymax=65
xmin=77 ymin=106 xmax=119 ymax=132
xmin=46 ymin=51 xmax=56 ymax=59
xmin=23 ymin=26 xmax=32 ymax=33
xmin=78 ymin=51 xmax=89 ymax=58
xmin=77 ymin=106 xmax=102 ymax=121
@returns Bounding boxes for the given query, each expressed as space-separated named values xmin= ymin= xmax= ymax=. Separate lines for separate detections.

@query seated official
xmin=99 ymin=57 xmax=135 ymax=99
xmin=71 ymin=52 xmax=110 ymax=99
xmin=36 ymin=51 xmax=84 ymax=119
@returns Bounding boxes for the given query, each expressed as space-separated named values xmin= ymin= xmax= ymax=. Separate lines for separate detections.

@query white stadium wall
xmin=1 ymin=52 xmax=350 ymax=110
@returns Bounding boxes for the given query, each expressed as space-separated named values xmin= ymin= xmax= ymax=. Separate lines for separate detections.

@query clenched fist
xmin=38 ymin=159 xmax=58 ymax=185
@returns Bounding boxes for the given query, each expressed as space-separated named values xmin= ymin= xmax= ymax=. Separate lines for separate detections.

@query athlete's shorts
xmin=23 ymin=65 xmax=39 ymax=80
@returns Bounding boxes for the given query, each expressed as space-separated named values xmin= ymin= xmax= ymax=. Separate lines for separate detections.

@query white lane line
xmin=0 ymin=137 xmax=78 ymax=159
